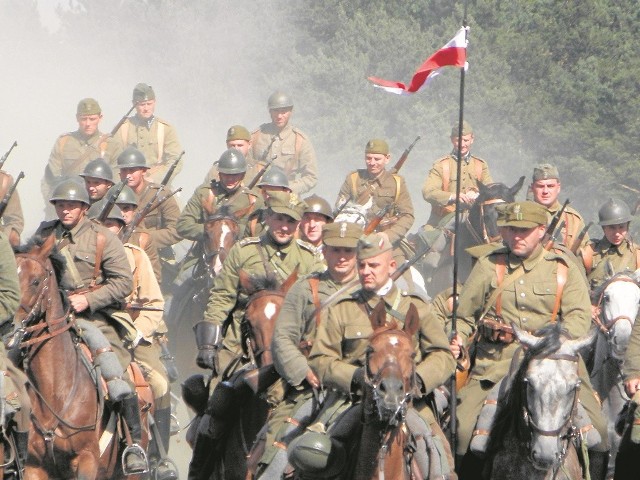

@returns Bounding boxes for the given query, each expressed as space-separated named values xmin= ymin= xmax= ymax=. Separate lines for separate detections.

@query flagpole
xmin=449 ymin=0 xmax=469 ymax=462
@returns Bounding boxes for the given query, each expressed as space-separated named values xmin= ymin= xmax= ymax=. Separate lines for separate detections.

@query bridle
xmin=465 ymin=197 xmax=506 ymax=244
xmin=592 ymin=275 xmax=639 ymax=336
xmin=242 ymin=290 xmax=285 ymax=366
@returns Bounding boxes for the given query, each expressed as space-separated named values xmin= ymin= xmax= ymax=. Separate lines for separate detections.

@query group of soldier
xmin=0 ymin=81 xmax=636 ymax=480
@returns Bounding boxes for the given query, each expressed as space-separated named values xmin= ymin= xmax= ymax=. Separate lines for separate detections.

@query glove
xmin=196 ymin=347 xmax=219 ymax=372
xmin=194 ymin=322 xmax=222 ymax=375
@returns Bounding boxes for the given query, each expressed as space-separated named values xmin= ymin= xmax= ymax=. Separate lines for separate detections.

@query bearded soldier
xmin=422 ymin=121 xmax=492 ymax=226
xmin=454 ymin=201 xmax=608 ymax=480
xmin=250 ymin=91 xmax=317 ymax=195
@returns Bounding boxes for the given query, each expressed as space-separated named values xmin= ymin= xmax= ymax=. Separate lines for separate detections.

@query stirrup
xmin=122 ymin=443 xmax=149 ymax=475
xmin=152 ymin=457 xmax=180 ymax=480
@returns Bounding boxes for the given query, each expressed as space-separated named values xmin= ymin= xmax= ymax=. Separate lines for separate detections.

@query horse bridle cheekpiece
xmin=593 ymin=275 xmax=638 ymax=335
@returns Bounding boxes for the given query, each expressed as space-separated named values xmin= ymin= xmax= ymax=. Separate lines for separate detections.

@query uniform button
xmin=546 ymin=288 xmax=551 ymax=292
xmin=356 ymin=332 xmax=361 ymax=336
xmin=520 ymin=306 xmax=526 ymax=311
xmin=520 ymin=292 xmax=526 ymax=298
xmin=522 ymin=318 xmax=527 ymax=323
xmin=519 ymin=280 xmax=524 ymax=285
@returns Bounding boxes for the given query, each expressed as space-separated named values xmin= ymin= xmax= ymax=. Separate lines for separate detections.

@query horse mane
xmin=207 ymin=204 xmax=236 ymax=222
xmin=592 ymin=272 xmax=636 ymax=300
xmin=15 ymin=235 xmax=67 ymax=286
xmin=486 ymin=323 xmax=565 ymax=454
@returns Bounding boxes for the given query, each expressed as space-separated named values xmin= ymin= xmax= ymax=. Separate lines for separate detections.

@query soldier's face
xmin=531 ymin=179 xmax=561 ymax=207
xmin=506 ymin=224 xmax=546 ymax=258
xmin=603 ymin=223 xmax=629 ymax=246
xmin=135 ymin=99 xmax=156 ymax=119
xmin=358 ymin=251 xmax=396 ymax=291
xmin=269 ymin=108 xmax=292 ymax=129
xmin=76 ymin=114 xmax=102 ymax=136
xmin=365 ymin=153 xmax=390 ymax=177
xmin=451 ymin=133 xmax=474 ymax=156
xmin=219 ymin=172 xmax=245 ymax=191
xmin=84 ymin=177 xmax=113 ymax=201
xmin=227 ymin=139 xmax=251 ymax=157
xmin=119 ymin=167 xmax=146 ymax=190
xmin=299 ymin=213 xmax=329 ymax=246
xmin=118 ymin=204 xmax=136 ymax=225
xmin=54 ymin=201 xmax=87 ymax=228
xmin=266 ymin=212 xmax=299 ymax=245
xmin=325 ymin=246 xmax=357 ymax=282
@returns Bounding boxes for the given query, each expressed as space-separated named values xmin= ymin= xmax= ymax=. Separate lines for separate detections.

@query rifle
xmin=159 ymin=150 xmax=185 ymax=187
xmin=390 ymin=136 xmax=421 ymax=174
xmin=110 ymin=104 xmax=137 ymax=136
xmin=570 ymin=221 xmax=593 ymax=254
xmin=0 ymin=141 xmax=17 ymax=171
xmin=542 ymin=199 xmax=570 ymax=249
xmin=120 ymin=187 xmax=182 ymax=243
xmin=0 ymin=171 xmax=23 ymax=220
xmin=333 ymin=195 xmax=351 ymax=218
xmin=96 ymin=181 xmax=127 ymax=223
xmin=246 ymin=154 xmax=277 ymax=190
xmin=363 ymin=204 xmax=393 ymax=234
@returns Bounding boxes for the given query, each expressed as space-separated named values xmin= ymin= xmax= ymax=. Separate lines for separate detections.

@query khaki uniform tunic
xmin=128 ymin=229 xmax=162 ymax=283
xmin=250 ymin=124 xmax=317 ymax=195
xmin=422 ymin=153 xmax=492 ymax=226
xmin=114 ymin=116 xmax=183 ymax=185
xmin=0 ymin=171 xmax=24 ymax=245
xmin=624 ymin=313 xmax=640 ymax=382
xmin=547 ymin=200 xmax=590 ymax=251
xmin=581 ymin=237 xmax=640 ymax=294
xmin=134 ymin=181 xmax=181 ymax=250
xmin=336 ymin=169 xmax=414 ymax=246
xmin=455 ymin=245 xmax=607 ymax=454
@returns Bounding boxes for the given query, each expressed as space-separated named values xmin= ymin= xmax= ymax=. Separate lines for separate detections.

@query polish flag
xmin=368 ymin=27 xmax=468 ymax=95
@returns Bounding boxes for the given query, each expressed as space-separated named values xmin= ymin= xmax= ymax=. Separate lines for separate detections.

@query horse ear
xmin=509 ymin=176 xmax=526 ymax=197
xmin=559 ymin=328 xmax=597 ymax=356
xmin=477 ymin=181 xmax=489 ymax=196
xmin=238 ymin=269 xmax=254 ymax=294
xmin=403 ymin=303 xmax=420 ymax=337
xmin=604 ymin=260 xmax=615 ymax=280
xmin=280 ymin=266 xmax=299 ymax=293
xmin=40 ymin=234 xmax=56 ymax=259
xmin=511 ymin=322 xmax=543 ymax=350
xmin=369 ymin=299 xmax=387 ymax=330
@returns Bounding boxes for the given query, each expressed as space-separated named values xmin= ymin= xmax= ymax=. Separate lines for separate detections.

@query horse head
xmin=239 ymin=268 xmax=298 ymax=367
xmin=596 ymin=270 xmax=640 ymax=360
xmin=364 ymin=300 xmax=418 ymax=425
xmin=512 ymin=323 xmax=595 ymax=471
xmin=203 ymin=205 xmax=241 ymax=276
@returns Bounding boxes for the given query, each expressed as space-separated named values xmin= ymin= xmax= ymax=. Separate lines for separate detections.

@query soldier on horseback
xmin=80 ymin=158 xmax=115 ymax=206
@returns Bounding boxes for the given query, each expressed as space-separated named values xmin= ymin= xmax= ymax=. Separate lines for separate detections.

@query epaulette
xmin=470 ymin=155 xmax=488 ymax=164
xmin=239 ymin=236 xmax=261 ymax=247
xmin=435 ymin=155 xmax=452 ymax=166
xmin=486 ymin=246 xmax=510 ymax=257
xmin=296 ymin=239 xmax=317 ymax=253
xmin=155 ymin=117 xmax=171 ymax=126
xmin=466 ymin=242 xmax=504 ymax=259
xmin=124 ymin=242 xmax=145 ymax=253
xmin=544 ymin=249 xmax=570 ymax=263
xmin=291 ymin=127 xmax=307 ymax=139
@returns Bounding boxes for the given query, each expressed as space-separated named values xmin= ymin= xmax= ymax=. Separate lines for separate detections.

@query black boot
xmin=150 ymin=407 xmax=178 ymax=480
xmin=188 ymin=431 xmax=218 ymax=480
xmin=120 ymin=393 xmax=149 ymax=475
xmin=588 ymin=450 xmax=609 ymax=480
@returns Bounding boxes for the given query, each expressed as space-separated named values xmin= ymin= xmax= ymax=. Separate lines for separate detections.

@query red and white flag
xmin=368 ymin=27 xmax=468 ymax=95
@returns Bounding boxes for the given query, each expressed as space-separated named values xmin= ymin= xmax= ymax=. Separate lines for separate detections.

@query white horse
xmin=589 ymin=268 xmax=640 ymax=477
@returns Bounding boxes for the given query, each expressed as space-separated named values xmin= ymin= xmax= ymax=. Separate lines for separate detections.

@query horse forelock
xmin=15 ymin=235 xmax=66 ymax=286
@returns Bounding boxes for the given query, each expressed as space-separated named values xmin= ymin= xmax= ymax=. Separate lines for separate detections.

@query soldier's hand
xmin=625 ymin=378 xmax=640 ymax=397
xmin=305 ymin=369 xmax=320 ymax=389
xmin=196 ymin=346 xmax=219 ymax=374
xmin=449 ymin=334 xmax=463 ymax=359
xmin=68 ymin=294 xmax=89 ymax=313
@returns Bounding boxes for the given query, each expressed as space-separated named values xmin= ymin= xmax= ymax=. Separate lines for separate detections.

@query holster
xmin=478 ymin=316 xmax=514 ymax=344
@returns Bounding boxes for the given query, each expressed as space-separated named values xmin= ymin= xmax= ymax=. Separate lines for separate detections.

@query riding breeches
xmin=133 ymin=340 xmax=170 ymax=409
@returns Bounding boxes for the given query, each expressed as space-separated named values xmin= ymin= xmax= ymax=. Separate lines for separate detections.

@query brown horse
xmin=14 ymin=236 xmax=139 ymax=479
xmin=352 ymin=300 xmax=420 ymax=480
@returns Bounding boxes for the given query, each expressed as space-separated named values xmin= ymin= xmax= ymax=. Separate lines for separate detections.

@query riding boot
xmin=120 ymin=393 xmax=149 ymax=474
xmin=458 ymin=452 xmax=487 ymax=480
xmin=587 ymin=450 xmax=609 ymax=480
xmin=187 ymin=431 xmax=218 ymax=480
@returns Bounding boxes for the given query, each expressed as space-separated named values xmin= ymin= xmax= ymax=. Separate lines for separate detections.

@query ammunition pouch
xmin=478 ymin=316 xmax=514 ymax=344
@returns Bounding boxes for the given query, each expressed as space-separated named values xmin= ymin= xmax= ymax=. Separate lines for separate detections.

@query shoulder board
xmin=399 ymin=288 xmax=429 ymax=304
xmin=124 ymin=242 xmax=145 ymax=253
xmin=564 ymin=206 xmax=584 ymax=218
xmin=544 ymin=250 xmax=570 ymax=264
xmin=466 ymin=242 xmax=504 ymax=259
xmin=291 ymin=127 xmax=307 ymax=139
xmin=239 ymin=186 xmax=258 ymax=197
xmin=239 ymin=237 xmax=261 ymax=247
xmin=296 ymin=239 xmax=316 ymax=252
xmin=155 ymin=117 xmax=171 ymax=126
xmin=59 ymin=132 xmax=74 ymax=139
xmin=487 ymin=246 xmax=510 ymax=257
xmin=470 ymin=155 xmax=487 ymax=164
xmin=435 ymin=155 xmax=452 ymax=166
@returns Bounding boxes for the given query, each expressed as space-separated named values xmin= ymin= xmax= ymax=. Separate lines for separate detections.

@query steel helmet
xmin=87 ymin=200 xmax=125 ymax=225
xmin=114 ymin=185 xmax=138 ymax=207
xmin=303 ymin=194 xmax=334 ymax=220
xmin=49 ymin=177 xmax=90 ymax=205
xmin=257 ymin=166 xmax=290 ymax=190
xmin=267 ymin=91 xmax=293 ymax=110
xmin=80 ymin=158 xmax=114 ymax=183
xmin=598 ymin=198 xmax=632 ymax=226
xmin=287 ymin=431 xmax=346 ymax=476
xmin=116 ymin=146 xmax=147 ymax=169
xmin=216 ymin=149 xmax=247 ymax=175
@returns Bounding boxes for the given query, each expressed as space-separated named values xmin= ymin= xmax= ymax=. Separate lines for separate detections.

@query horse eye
xmin=603 ymin=294 xmax=609 ymax=303
xmin=31 ymin=279 xmax=40 ymax=287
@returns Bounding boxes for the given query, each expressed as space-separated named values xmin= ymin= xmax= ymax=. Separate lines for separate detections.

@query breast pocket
xmin=343 ymin=324 xmax=371 ymax=360
xmin=532 ymin=282 xmax=558 ymax=310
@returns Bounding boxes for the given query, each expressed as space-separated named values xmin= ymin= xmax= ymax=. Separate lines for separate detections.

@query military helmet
xmin=87 ymin=201 xmax=125 ymax=225
xmin=598 ymin=198 xmax=632 ymax=226
xmin=216 ymin=149 xmax=247 ymax=175
xmin=116 ymin=146 xmax=147 ymax=169
xmin=267 ymin=91 xmax=293 ymax=110
xmin=79 ymin=158 xmax=114 ymax=183
xmin=257 ymin=166 xmax=290 ymax=190
xmin=288 ymin=431 xmax=346 ymax=476
xmin=50 ymin=177 xmax=91 ymax=205
xmin=303 ymin=195 xmax=334 ymax=220
xmin=115 ymin=185 xmax=138 ymax=207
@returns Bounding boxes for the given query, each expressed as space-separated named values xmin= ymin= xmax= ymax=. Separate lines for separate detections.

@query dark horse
xmin=414 ymin=176 xmax=525 ymax=296
xmin=486 ymin=324 xmax=594 ymax=479
xmin=188 ymin=269 xmax=298 ymax=480
xmin=14 ymin=236 xmax=142 ymax=479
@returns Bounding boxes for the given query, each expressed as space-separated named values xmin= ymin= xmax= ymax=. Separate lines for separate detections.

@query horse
xmin=413 ymin=176 xmax=525 ymax=296
xmin=188 ymin=269 xmax=298 ymax=480
xmin=588 ymin=270 xmax=640 ymax=477
xmin=487 ymin=323 xmax=595 ymax=480
xmin=14 ymin=235 xmax=145 ymax=479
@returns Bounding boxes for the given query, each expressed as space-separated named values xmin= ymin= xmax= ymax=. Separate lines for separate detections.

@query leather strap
xmin=551 ymin=261 xmax=568 ymax=323
xmin=495 ymin=254 xmax=506 ymax=317
xmin=308 ymin=277 xmax=321 ymax=326
xmin=582 ymin=244 xmax=594 ymax=274
xmin=89 ymin=232 xmax=106 ymax=289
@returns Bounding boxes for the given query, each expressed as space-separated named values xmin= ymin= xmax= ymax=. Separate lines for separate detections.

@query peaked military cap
xmin=268 ymin=191 xmax=306 ymax=221
xmin=357 ymin=232 xmax=393 ymax=259
xmin=77 ymin=98 xmax=101 ymax=116
xmin=323 ymin=222 xmax=362 ymax=248
xmin=132 ymin=83 xmax=155 ymax=102
xmin=365 ymin=139 xmax=389 ymax=155
xmin=532 ymin=163 xmax=560 ymax=182
xmin=226 ymin=125 xmax=251 ymax=142
xmin=500 ymin=201 xmax=548 ymax=228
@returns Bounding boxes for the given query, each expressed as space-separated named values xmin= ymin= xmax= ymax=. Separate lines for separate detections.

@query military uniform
xmin=422 ymin=153 xmax=492 ymax=226
xmin=115 ymin=116 xmax=183 ymax=185
xmin=547 ymin=200 xmax=590 ymax=251
xmin=250 ymin=124 xmax=317 ymax=195
xmin=134 ymin=181 xmax=181 ymax=250
xmin=0 ymin=171 xmax=23 ymax=246
xmin=35 ymin=217 xmax=134 ymax=372
xmin=455 ymin=220 xmax=607 ymax=456
xmin=581 ymin=237 xmax=640 ymax=295
xmin=336 ymin=169 xmax=414 ymax=246
xmin=128 ymin=228 xmax=162 ymax=283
